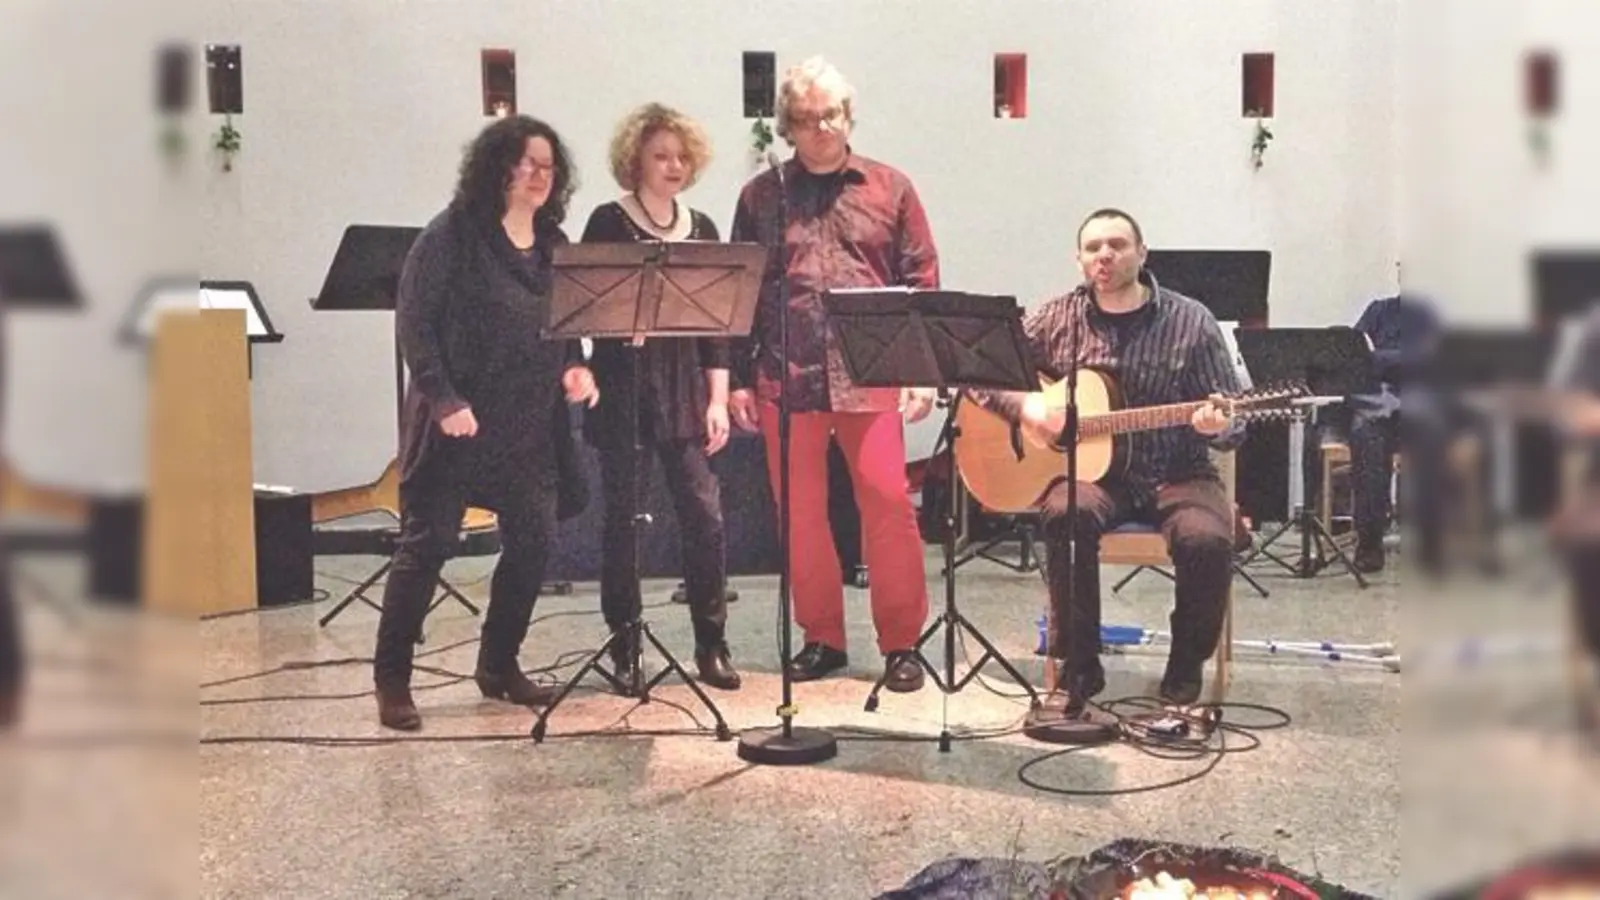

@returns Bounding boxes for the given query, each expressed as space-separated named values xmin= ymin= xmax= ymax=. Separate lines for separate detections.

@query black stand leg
xmin=1022 ymin=358 xmax=1118 ymax=745
xmin=945 ymin=522 xmax=1040 ymax=575
xmin=318 ymin=560 xmax=391 ymax=627
xmin=1232 ymin=561 xmax=1271 ymax=598
xmin=532 ymin=341 xmax=730 ymax=743
xmin=863 ymin=394 xmax=1040 ymax=749
xmin=1239 ymin=518 xmax=1301 ymax=575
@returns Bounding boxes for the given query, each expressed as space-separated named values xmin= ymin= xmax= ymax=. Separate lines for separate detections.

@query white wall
xmin=1397 ymin=0 xmax=1600 ymax=326
xmin=6 ymin=0 xmax=1408 ymax=491
xmin=0 ymin=0 xmax=193 ymax=491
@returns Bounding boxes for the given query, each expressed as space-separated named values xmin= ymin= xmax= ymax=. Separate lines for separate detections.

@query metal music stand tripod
xmin=530 ymin=240 xmax=765 ymax=743
xmin=1234 ymin=327 xmax=1377 ymax=588
xmin=823 ymin=287 xmax=1044 ymax=749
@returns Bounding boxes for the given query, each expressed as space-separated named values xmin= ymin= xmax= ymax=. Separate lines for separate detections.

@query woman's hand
xmin=563 ymin=366 xmax=600 ymax=407
xmin=439 ymin=406 xmax=478 ymax=437
xmin=705 ymin=402 xmax=731 ymax=455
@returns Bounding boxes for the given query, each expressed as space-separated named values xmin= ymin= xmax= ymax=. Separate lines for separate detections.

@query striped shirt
xmin=980 ymin=270 xmax=1247 ymax=502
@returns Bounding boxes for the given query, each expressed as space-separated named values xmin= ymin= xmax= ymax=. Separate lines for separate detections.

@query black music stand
xmin=309 ymin=225 xmax=499 ymax=630
xmin=823 ymin=286 xmax=1045 ymax=749
xmin=530 ymin=240 xmax=765 ymax=744
xmin=1144 ymin=250 xmax=1272 ymax=323
xmin=0 ymin=224 xmax=85 ymax=624
xmin=1235 ymin=327 xmax=1377 ymax=586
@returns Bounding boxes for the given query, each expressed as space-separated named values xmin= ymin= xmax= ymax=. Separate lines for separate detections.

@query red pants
xmin=758 ymin=403 xmax=929 ymax=654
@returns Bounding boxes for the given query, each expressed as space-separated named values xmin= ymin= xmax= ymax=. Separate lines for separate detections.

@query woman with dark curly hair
xmin=578 ymin=103 xmax=739 ymax=692
xmin=373 ymin=115 xmax=599 ymax=731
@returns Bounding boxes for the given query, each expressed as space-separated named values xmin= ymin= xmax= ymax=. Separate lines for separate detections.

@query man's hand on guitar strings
xmin=1190 ymin=394 xmax=1232 ymax=436
xmin=1020 ymin=392 xmax=1064 ymax=448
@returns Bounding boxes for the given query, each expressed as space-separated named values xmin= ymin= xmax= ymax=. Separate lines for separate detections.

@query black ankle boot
xmin=375 ymin=683 xmax=421 ymax=731
xmin=475 ymin=666 xmax=559 ymax=707
xmin=695 ymin=644 xmax=741 ymax=691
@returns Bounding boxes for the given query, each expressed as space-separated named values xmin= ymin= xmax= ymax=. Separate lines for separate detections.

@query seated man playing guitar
xmin=975 ymin=208 xmax=1246 ymax=711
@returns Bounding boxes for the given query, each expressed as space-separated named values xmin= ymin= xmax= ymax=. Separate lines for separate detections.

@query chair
xmin=1044 ymin=451 xmax=1237 ymax=705
xmin=309 ymin=457 xmax=502 ymax=628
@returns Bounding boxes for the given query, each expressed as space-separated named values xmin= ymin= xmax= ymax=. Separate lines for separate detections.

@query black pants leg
xmin=0 ymin=544 xmax=20 ymax=689
xmin=1402 ymin=397 xmax=1455 ymax=568
xmin=1564 ymin=544 xmax=1600 ymax=668
xmin=598 ymin=434 xmax=647 ymax=633
xmin=657 ymin=438 xmax=728 ymax=650
xmin=1039 ymin=480 xmax=1124 ymax=694
xmin=373 ymin=470 xmax=466 ymax=689
xmin=1350 ymin=407 xmax=1397 ymax=540
xmin=476 ymin=484 xmax=558 ymax=675
xmin=1153 ymin=478 xmax=1236 ymax=695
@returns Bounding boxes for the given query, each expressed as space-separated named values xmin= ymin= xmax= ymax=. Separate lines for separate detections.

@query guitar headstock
xmin=1217 ymin=381 xmax=1311 ymax=422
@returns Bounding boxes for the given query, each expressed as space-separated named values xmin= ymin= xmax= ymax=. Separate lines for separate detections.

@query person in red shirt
xmin=728 ymin=56 xmax=936 ymax=692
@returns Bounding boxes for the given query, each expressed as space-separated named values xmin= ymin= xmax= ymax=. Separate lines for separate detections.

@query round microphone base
xmin=737 ymin=725 xmax=839 ymax=766
xmin=1023 ymin=703 xmax=1120 ymax=745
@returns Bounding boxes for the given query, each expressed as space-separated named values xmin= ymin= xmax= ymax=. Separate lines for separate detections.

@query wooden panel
xmin=143 ymin=308 xmax=256 ymax=615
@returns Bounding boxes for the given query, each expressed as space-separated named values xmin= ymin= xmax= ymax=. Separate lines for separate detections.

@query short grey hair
xmin=775 ymin=55 xmax=856 ymax=144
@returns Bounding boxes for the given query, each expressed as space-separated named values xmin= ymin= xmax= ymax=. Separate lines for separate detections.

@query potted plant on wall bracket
xmin=213 ymin=113 xmax=241 ymax=172
xmin=1247 ymin=110 xmax=1273 ymax=170
xmin=749 ymin=116 xmax=774 ymax=164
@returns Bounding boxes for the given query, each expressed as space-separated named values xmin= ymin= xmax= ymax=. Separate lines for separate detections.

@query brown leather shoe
xmin=376 ymin=684 xmax=420 ymax=731
xmin=475 ymin=668 xmax=559 ymax=707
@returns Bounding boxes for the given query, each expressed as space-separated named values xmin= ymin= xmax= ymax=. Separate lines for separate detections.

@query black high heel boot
xmin=695 ymin=643 xmax=741 ymax=691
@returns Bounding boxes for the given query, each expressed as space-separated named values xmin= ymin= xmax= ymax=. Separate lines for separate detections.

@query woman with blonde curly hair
xmin=578 ymin=103 xmax=739 ymax=692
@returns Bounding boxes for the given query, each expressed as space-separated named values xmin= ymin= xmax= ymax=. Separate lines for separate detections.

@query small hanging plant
xmin=159 ymin=115 xmax=187 ymax=167
xmin=750 ymin=117 xmax=774 ymax=157
xmin=1248 ymin=113 xmax=1273 ymax=170
xmin=1528 ymin=118 xmax=1551 ymax=169
xmin=213 ymin=113 xmax=241 ymax=172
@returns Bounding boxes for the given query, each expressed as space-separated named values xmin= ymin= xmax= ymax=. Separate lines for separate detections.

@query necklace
xmin=631 ymin=191 xmax=679 ymax=232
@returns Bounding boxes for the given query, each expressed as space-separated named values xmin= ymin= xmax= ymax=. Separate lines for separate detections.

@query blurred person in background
xmin=0 ymin=301 xmax=17 ymax=729
xmin=1548 ymin=302 xmax=1600 ymax=703
xmin=1311 ymin=280 xmax=1448 ymax=574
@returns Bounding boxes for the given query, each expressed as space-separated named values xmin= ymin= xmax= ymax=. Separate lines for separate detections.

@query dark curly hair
xmin=452 ymin=114 xmax=577 ymax=229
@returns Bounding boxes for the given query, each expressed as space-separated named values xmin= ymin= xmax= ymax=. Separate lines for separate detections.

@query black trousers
xmin=0 ymin=544 xmax=19 ymax=689
xmin=373 ymin=465 xmax=558 ymax=688
xmin=1039 ymin=477 xmax=1234 ymax=694
xmin=596 ymin=430 xmax=728 ymax=649
xmin=1568 ymin=547 xmax=1600 ymax=669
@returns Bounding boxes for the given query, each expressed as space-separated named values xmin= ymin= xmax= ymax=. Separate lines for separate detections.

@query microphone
xmin=766 ymin=151 xmax=785 ymax=184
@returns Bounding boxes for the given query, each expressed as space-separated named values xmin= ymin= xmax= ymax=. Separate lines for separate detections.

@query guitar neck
xmin=1078 ymin=401 xmax=1206 ymax=439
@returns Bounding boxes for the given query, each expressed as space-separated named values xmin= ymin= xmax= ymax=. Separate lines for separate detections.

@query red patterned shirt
xmin=729 ymin=151 xmax=940 ymax=413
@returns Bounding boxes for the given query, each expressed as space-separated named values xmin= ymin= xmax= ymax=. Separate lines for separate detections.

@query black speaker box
xmin=253 ymin=491 xmax=313 ymax=607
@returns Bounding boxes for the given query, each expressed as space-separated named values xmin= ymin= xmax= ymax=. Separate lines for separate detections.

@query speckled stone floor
xmin=5 ymin=528 xmax=1599 ymax=899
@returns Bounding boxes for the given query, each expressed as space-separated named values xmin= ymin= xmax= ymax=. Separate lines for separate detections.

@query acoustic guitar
xmin=952 ymin=368 xmax=1306 ymax=514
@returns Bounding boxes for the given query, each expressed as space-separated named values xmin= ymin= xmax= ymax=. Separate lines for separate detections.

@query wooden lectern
xmin=142 ymin=307 xmax=257 ymax=615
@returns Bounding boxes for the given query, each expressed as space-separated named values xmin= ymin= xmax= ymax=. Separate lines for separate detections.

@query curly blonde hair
xmin=607 ymin=103 xmax=713 ymax=192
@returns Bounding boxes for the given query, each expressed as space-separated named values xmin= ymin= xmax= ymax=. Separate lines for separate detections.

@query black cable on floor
xmin=1014 ymin=696 xmax=1290 ymax=797
xmin=198 ymin=600 xmax=672 ymax=695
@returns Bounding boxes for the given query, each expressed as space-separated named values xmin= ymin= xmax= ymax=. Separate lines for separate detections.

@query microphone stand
xmin=737 ymin=152 xmax=839 ymax=765
xmin=1024 ymin=285 xmax=1118 ymax=744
